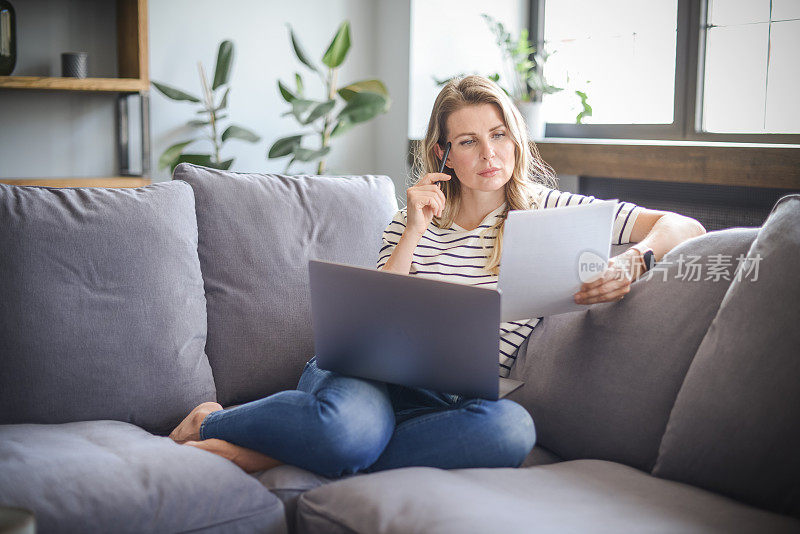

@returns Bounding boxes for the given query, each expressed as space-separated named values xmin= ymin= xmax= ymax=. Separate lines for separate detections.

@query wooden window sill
xmin=534 ymin=138 xmax=800 ymax=190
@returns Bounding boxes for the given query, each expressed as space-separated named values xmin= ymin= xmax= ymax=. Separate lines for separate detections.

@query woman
xmin=170 ymin=75 xmax=706 ymax=476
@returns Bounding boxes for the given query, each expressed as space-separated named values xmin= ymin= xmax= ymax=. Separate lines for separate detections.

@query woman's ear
xmin=433 ymin=143 xmax=443 ymax=161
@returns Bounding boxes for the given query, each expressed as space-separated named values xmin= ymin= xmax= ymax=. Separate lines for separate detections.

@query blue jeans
xmin=199 ymin=356 xmax=535 ymax=478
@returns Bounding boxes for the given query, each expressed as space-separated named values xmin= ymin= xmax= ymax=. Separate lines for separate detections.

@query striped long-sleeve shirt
xmin=377 ymin=185 xmax=643 ymax=377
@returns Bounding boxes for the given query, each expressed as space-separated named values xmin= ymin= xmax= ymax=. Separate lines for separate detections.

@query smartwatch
xmin=630 ymin=244 xmax=655 ymax=272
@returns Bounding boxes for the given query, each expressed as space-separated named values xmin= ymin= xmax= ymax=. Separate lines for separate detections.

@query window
xmin=702 ymin=0 xmax=800 ymax=133
xmin=533 ymin=0 xmax=800 ymax=142
xmin=542 ymin=0 xmax=678 ymax=125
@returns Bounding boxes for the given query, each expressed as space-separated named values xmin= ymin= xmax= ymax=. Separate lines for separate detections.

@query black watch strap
xmin=642 ymin=249 xmax=655 ymax=271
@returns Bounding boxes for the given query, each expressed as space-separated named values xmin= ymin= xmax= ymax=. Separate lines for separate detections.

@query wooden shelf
xmin=0 ymin=177 xmax=151 ymax=188
xmin=0 ymin=76 xmax=147 ymax=93
xmin=1 ymin=0 xmax=151 ymax=181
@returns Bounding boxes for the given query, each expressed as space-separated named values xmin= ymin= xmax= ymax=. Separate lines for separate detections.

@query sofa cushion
xmin=0 ymin=182 xmax=215 ymax=434
xmin=0 ymin=421 xmax=286 ymax=533
xmin=508 ymin=227 xmax=759 ymax=471
xmin=172 ymin=164 xmax=398 ymax=406
xmin=653 ymin=195 xmax=800 ymax=518
xmin=295 ymin=460 xmax=799 ymax=533
xmin=255 ymin=466 xmax=338 ymax=534
xmin=255 ymin=445 xmax=560 ymax=533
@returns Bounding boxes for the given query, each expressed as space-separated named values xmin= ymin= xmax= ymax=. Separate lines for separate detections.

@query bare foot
xmin=184 ymin=439 xmax=283 ymax=473
xmin=169 ymin=402 xmax=223 ymax=444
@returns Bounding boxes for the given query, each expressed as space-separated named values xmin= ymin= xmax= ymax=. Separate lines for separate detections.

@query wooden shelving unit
xmin=0 ymin=76 xmax=147 ymax=93
xmin=0 ymin=0 xmax=151 ymax=188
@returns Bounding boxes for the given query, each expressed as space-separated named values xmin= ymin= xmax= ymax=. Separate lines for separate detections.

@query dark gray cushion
xmin=0 ymin=182 xmax=215 ymax=434
xmin=296 ymin=460 xmax=800 ymax=533
xmin=653 ymin=195 xmax=800 ymax=518
xmin=173 ymin=164 xmax=398 ymax=406
xmin=508 ymin=227 xmax=759 ymax=471
xmin=0 ymin=421 xmax=286 ymax=533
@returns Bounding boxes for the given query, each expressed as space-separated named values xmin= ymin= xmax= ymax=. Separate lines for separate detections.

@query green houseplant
xmin=481 ymin=14 xmax=562 ymax=139
xmin=436 ymin=16 xmax=591 ymax=136
xmin=152 ymin=40 xmax=260 ymax=173
xmin=481 ymin=14 xmax=561 ymax=104
xmin=268 ymin=22 xmax=391 ymax=174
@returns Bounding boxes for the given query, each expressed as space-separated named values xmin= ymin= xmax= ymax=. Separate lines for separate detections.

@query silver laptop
xmin=308 ymin=259 xmax=523 ymax=400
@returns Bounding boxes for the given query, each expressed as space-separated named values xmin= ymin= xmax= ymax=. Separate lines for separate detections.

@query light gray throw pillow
xmin=0 ymin=182 xmax=216 ymax=434
xmin=653 ymin=194 xmax=800 ymax=518
xmin=173 ymin=164 xmax=398 ymax=407
xmin=508 ymin=226 xmax=759 ymax=471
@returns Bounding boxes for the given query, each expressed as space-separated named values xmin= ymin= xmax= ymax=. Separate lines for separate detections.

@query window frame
xmin=531 ymin=0 xmax=800 ymax=144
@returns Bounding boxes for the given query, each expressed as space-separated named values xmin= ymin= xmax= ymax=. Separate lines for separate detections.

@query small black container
xmin=61 ymin=52 xmax=88 ymax=78
xmin=0 ymin=0 xmax=16 ymax=76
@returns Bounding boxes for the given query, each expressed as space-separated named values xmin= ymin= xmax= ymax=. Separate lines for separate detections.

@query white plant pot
xmin=516 ymin=100 xmax=546 ymax=141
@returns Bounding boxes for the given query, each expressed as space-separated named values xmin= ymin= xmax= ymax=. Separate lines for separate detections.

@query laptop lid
xmin=309 ymin=259 xmax=502 ymax=399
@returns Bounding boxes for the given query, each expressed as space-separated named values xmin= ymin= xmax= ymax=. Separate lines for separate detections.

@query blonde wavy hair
xmin=410 ymin=75 xmax=558 ymax=274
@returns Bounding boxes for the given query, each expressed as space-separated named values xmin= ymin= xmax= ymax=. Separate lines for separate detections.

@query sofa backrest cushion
xmin=652 ymin=195 xmax=800 ymax=518
xmin=508 ymin=226 xmax=759 ymax=471
xmin=0 ymin=182 xmax=216 ymax=434
xmin=172 ymin=164 xmax=398 ymax=406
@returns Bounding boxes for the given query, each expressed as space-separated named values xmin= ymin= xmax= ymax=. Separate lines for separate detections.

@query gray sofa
xmin=0 ymin=164 xmax=797 ymax=534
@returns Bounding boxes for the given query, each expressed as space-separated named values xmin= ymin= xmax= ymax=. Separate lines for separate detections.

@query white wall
xmin=372 ymin=0 xmax=412 ymax=203
xmin=148 ymin=0 xmax=384 ymax=181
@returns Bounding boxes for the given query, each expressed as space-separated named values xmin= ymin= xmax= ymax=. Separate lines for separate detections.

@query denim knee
xmin=468 ymin=399 xmax=536 ymax=467
xmin=311 ymin=395 xmax=395 ymax=477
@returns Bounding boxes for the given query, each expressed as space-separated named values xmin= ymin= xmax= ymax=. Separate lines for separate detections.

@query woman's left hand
xmin=573 ymin=251 xmax=643 ymax=305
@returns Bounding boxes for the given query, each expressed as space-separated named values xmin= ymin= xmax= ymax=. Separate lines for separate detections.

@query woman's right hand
xmin=405 ymin=173 xmax=450 ymax=238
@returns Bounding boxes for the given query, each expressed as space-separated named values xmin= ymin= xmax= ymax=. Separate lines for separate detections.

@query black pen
xmin=438 ymin=141 xmax=451 ymax=192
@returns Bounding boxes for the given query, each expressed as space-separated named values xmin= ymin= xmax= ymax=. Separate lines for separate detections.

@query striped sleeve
xmin=377 ymin=209 xmax=407 ymax=270
xmin=535 ymin=186 xmax=643 ymax=245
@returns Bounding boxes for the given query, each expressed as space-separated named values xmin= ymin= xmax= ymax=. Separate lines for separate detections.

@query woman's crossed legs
xmin=170 ymin=357 xmax=535 ymax=478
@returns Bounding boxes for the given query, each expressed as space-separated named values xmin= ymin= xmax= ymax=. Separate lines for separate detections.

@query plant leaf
xmin=268 ymin=134 xmax=304 ymax=159
xmin=212 ymin=40 xmax=234 ymax=90
xmin=278 ymin=80 xmax=296 ymax=103
xmin=303 ymin=100 xmax=336 ymax=125
xmin=289 ymin=26 xmax=319 ymax=73
xmin=221 ymin=125 xmax=261 ymax=143
xmin=172 ymin=153 xmax=213 ymax=173
xmin=295 ymin=73 xmax=304 ymax=96
xmin=287 ymin=98 xmax=319 ymax=122
xmin=158 ymin=140 xmax=195 ymax=170
xmin=337 ymin=79 xmax=388 ymax=101
xmin=330 ymin=118 xmax=354 ymax=137
xmin=216 ymin=87 xmax=230 ymax=111
xmin=293 ymin=146 xmax=331 ymax=162
xmin=151 ymin=81 xmax=201 ymax=103
xmin=322 ymin=21 xmax=351 ymax=68
xmin=187 ymin=119 xmax=209 ymax=127
xmin=205 ymin=158 xmax=234 ymax=170
xmin=337 ymin=92 xmax=390 ymax=124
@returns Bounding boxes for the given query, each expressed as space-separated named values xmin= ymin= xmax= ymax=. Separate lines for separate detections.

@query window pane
xmin=702 ymin=24 xmax=769 ymax=133
xmin=542 ymin=0 xmax=677 ymax=125
xmin=772 ymin=0 xmax=800 ymax=21
xmin=708 ymin=0 xmax=770 ymax=25
xmin=765 ymin=20 xmax=800 ymax=133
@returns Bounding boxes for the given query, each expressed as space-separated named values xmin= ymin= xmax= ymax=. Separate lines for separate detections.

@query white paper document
xmin=497 ymin=200 xmax=618 ymax=322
